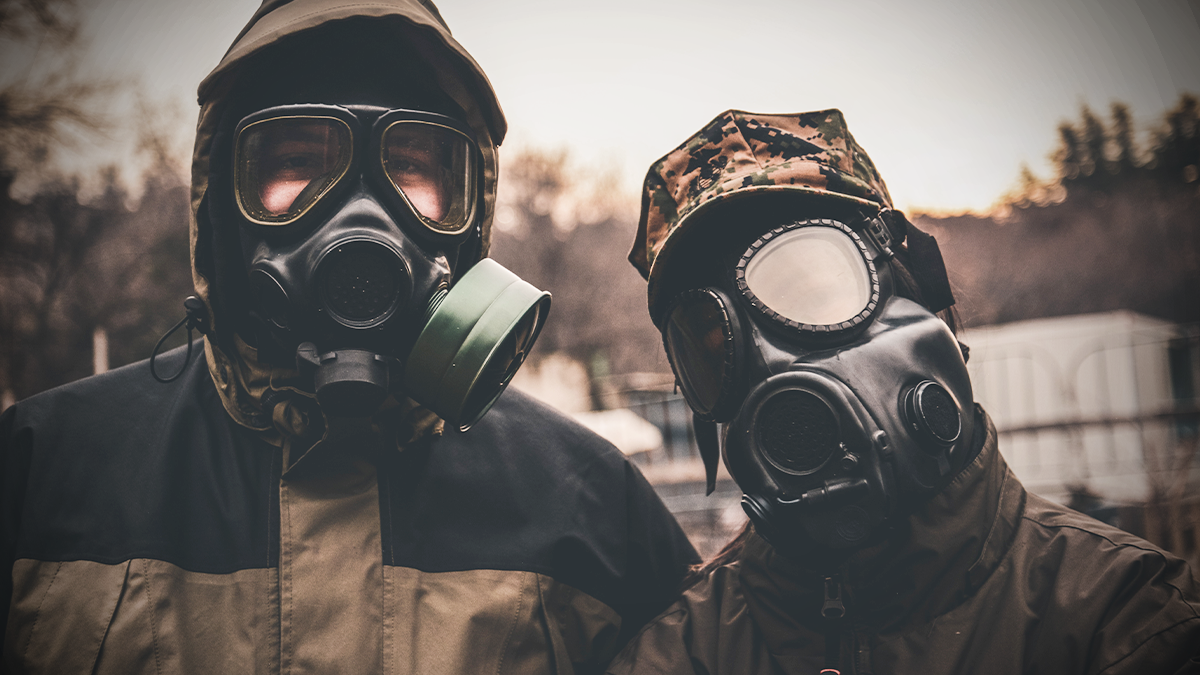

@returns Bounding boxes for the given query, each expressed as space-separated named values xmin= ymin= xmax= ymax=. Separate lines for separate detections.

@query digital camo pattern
xmin=630 ymin=109 xmax=893 ymax=283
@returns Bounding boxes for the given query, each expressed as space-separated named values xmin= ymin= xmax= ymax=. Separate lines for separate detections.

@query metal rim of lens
xmin=663 ymin=288 xmax=742 ymax=422
xmin=314 ymin=239 xmax=408 ymax=329
xmin=378 ymin=119 xmax=477 ymax=237
xmin=735 ymin=219 xmax=880 ymax=336
xmin=233 ymin=115 xmax=354 ymax=227
xmin=753 ymin=388 xmax=841 ymax=476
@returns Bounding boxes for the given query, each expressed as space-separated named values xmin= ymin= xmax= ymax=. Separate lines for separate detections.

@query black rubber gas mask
xmin=231 ymin=104 xmax=549 ymax=429
xmin=661 ymin=216 xmax=975 ymax=553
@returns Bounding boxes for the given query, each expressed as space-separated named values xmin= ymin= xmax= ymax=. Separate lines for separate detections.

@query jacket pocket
xmin=5 ymin=558 xmax=129 ymax=674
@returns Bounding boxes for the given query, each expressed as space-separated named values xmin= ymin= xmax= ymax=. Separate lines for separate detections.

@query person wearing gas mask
xmin=0 ymin=2 xmax=699 ymax=673
xmin=605 ymin=110 xmax=1200 ymax=674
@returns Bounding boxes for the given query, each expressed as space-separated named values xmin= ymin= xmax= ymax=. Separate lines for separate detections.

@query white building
xmin=963 ymin=311 xmax=1199 ymax=505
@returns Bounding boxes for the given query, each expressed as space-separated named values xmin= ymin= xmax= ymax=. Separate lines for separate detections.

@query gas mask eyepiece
xmin=232 ymin=104 xmax=550 ymax=429
xmin=663 ymin=219 xmax=884 ymax=424
xmin=233 ymin=104 xmax=477 ymax=235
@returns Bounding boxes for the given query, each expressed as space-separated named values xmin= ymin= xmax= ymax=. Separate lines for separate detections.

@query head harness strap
xmin=880 ymin=209 xmax=956 ymax=314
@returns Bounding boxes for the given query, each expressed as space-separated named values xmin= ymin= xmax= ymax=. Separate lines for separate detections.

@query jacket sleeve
xmin=1086 ymin=542 xmax=1200 ymax=674
xmin=0 ymin=404 xmax=32 ymax=668
xmin=614 ymin=460 xmax=701 ymax=644
xmin=605 ymin=605 xmax=698 ymax=675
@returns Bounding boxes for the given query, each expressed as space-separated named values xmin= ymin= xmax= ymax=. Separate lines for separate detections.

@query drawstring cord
xmin=150 ymin=296 xmax=210 ymax=383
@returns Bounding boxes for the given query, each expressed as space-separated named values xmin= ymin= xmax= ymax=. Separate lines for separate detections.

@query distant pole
xmin=93 ymin=327 xmax=109 ymax=375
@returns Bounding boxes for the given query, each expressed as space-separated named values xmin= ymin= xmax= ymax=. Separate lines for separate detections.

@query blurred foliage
xmin=923 ymin=93 xmax=1200 ymax=328
xmin=0 ymin=0 xmax=193 ymax=402
xmin=1041 ymin=95 xmax=1200 ymax=196
xmin=0 ymin=164 xmax=192 ymax=400
xmin=2 ymin=0 xmax=1196 ymax=408
xmin=488 ymin=148 xmax=670 ymax=405
xmin=0 ymin=0 xmax=77 ymax=42
xmin=0 ymin=0 xmax=108 ymax=175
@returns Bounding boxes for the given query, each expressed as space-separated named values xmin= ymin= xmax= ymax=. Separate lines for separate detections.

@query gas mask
xmin=230 ymin=103 xmax=549 ymax=429
xmin=661 ymin=215 xmax=976 ymax=554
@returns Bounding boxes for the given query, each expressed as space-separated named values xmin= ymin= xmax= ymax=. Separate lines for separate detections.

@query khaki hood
xmin=188 ymin=0 xmax=505 ymax=437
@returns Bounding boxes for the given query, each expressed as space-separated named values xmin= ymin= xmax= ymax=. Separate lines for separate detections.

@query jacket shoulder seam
xmin=1020 ymin=516 xmax=1200 ymax=617
xmin=1095 ymin=615 xmax=1200 ymax=674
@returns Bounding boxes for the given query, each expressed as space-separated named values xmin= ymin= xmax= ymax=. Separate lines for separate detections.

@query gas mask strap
xmin=883 ymin=209 xmax=956 ymax=313
xmin=693 ymin=413 xmax=720 ymax=495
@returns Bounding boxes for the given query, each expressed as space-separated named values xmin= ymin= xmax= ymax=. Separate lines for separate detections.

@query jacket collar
xmin=205 ymin=335 xmax=443 ymax=474
xmin=738 ymin=409 xmax=1025 ymax=643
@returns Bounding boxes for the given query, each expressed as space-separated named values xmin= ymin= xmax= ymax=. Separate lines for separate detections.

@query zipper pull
xmin=820 ymin=575 xmax=845 ymax=674
xmin=822 ymin=575 xmax=845 ymax=620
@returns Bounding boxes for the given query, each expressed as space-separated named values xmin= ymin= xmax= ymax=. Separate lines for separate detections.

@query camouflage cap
xmin=630 ymin=109 xmax=893 ymax=322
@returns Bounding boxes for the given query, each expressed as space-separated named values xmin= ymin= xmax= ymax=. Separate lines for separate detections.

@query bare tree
xmin=0 ymin=0 xmax=193 ymax=402
xmin=489 ymin=148 xmax=669 ymax=407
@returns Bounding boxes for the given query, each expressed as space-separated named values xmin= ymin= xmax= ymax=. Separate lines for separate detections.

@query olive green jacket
xmin=2 ymin=2 xmax=700 ymax=673
xmin=607 ymin=414 xmax=1200 ymax=674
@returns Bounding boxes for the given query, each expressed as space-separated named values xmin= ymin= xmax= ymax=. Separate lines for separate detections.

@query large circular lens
xmin=740 ymin=223 xmax=874 ymax=328
xmin=757 ymin=390 xmax=840 ymax=474
xmin=317 ymin=242 xmax=407 ymax=327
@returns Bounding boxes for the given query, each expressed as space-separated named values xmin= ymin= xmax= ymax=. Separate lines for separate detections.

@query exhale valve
xmin=296 ymin=343 xmax=390 ymax=418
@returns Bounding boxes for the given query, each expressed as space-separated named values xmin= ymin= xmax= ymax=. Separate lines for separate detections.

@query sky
xmin=9 ymin=0 xmax=1200 ymax=213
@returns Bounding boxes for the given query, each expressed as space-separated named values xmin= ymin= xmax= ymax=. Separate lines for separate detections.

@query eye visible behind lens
xmin=235 ymin=116 xmax=352 ymax=224
xmin=381 ymin=121 xmax=474 ymax=233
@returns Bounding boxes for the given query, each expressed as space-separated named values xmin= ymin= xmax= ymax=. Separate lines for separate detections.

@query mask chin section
xmin=284 ymin=238 xmax=436 ymax=418
xmin=741 ymin=488 xmax=882 ymax=559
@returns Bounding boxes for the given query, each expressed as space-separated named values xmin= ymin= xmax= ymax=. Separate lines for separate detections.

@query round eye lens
xmin=235 ymin=117 xmax=352 ymax=224
xmin=742 ymin=227 xmax=871 ymax=326
xmin=664 ymin=291 xmax=734 ymax=417
xmin=381 ymin=121 xmax=475 ymax=234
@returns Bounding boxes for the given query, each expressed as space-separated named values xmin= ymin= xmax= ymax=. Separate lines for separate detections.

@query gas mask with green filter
xmin=228 ymin=103 xmax=549 ymax=430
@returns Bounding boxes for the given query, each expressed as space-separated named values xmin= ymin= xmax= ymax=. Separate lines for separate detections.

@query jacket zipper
xmin=820 ymin=575 xmax=846 ymax=674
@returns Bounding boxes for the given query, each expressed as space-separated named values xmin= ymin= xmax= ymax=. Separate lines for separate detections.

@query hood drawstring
xmin=150 ymin=296 xmax=211 ymax=383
